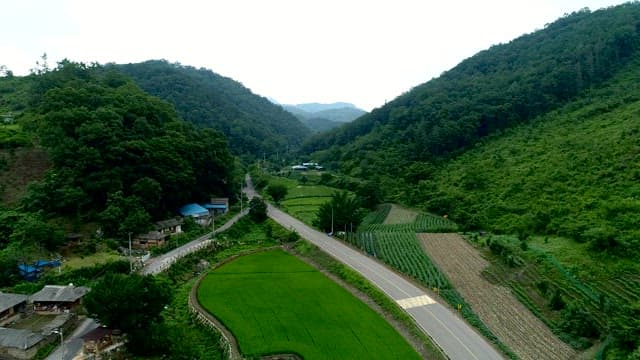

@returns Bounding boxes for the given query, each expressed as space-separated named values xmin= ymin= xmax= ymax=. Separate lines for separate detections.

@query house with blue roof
xmin=179 ymin=203 xmax=210 ymax=226
xmin=204 ymin=198 xmax=229 ymax=215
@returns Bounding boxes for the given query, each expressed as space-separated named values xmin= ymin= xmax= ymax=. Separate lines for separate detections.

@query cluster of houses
xmin=131 ymin=197 xmax=229 ymax=250
xmin=0 ymin=284 xmax=119 ymax=360
xmin=291 ymin=162 xmax=323 ymax=171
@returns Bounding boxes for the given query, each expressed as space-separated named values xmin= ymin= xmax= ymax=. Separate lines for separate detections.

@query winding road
xmin=246 ymin=175 xmax=504 ymax=360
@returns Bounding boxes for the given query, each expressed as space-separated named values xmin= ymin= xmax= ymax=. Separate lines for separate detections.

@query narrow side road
xmin=140 ymin=209 xmax=248 ymax=275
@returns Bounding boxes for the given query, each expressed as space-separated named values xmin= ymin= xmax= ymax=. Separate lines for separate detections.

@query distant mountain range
xmin=281 ymin=102 xmax=367 ymax=132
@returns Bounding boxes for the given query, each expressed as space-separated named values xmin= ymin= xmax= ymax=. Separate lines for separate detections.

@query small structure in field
xmin=0 ymin=292 xmax=28 ymax=326
xmin=291 ymin=165 xmax=308 ymax=171
xmin=30 ymin=285 xmax=90 ymax=314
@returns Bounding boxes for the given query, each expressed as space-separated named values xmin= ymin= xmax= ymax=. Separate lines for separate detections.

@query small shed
xmin=291 ymin=165 xmax=308 ymax=171
xmin=0 ymin=292 xmax=28 ymax=326
xmin=179 ymin=203 xmax=210 ymax=226
xmin=30 ymin=285 xmax=90 ymax=314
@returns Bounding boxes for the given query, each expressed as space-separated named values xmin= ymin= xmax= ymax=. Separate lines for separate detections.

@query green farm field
xmin=272 ymin=177 xmax=337 ymax=225
xmin=197 ymin=249 xmax=421 ymax=360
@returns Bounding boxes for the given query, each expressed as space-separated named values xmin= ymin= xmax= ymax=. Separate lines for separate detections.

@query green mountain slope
xmin=305 ymin=4 xmax=640 ymax=171
xmin=117 ymin=60 xmax=310 ymax=159
xmin=416 ymin=60 xmax=640 ymax=252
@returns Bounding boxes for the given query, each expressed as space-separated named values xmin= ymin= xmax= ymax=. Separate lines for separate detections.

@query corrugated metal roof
xmin=30 ymin=285 xmax=90 ymax=303
xmin=179 ymin=203 xmax=209 ymax=217
xmin=203 ymin=204 xmax=227 ymax=209
xmin=0 ymin=328 xmax=43 ymax=349
xmin=0 ymin=292 xmax=28 ymax=313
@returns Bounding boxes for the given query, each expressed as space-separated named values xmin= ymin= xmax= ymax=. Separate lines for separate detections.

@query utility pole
xmin=128 ymin=232 xmax=132 ymax=273
xmin=52 ymin=328 xmax=64 ymax=360
xmin=331 ymin=207 xmax=334 ymax=236
xmin=211 ymin=211 xmax=215 ymax=239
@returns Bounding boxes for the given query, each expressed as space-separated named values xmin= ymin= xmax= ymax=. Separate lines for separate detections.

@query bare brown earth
xmin=0 ymin=147 xmax=50 ymax=206
xmin=419 ymin=233 xmax=576 ymax=360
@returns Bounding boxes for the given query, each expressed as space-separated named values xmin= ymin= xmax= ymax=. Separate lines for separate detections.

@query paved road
xmin=141 ymin=209 xmax=248 ymax=275
xmin=46 ymin=318 xmax=99 ymax=360
xmin=245 ymin=176 xmax=503 ymax=360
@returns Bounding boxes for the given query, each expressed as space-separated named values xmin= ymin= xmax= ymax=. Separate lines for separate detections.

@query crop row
xmin=354 ymin=231 xmax=449 ymax=289
xmin=360 ymin=204 xmax=392 ymax=227
xmin=360 ymin=213 xmax=458 ymax=233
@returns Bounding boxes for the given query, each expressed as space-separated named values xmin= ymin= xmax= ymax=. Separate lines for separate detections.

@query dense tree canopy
xmin=117 ymin=60 xmax=310 ymax=160
xmin=19 ymin=61 xmax=235 ymax=238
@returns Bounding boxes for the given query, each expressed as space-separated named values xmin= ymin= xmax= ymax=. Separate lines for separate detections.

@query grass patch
xmin=197 ymin=249 xmax=422 ymax=360
xmin=62 ymin=252 xmax=124 ymax=270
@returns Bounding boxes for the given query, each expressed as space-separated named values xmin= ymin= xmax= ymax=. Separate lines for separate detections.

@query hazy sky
xmin=1 ymin=0 xmax=630 ymax=110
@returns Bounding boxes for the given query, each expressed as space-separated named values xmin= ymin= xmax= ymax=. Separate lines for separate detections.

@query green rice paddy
xmin=197 ymin=249 xmax=421 ymax=359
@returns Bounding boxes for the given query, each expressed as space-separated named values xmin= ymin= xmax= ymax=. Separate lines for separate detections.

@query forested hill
xmin=0 ymin=61 xmax=235 ymax=242
xmin=117 ymin=60 xmax=310 ymax=159
xmin=304 ymin=3 xmax=640 ymax=171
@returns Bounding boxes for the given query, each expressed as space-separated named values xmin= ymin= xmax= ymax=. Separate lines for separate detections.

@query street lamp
xmin=52 ymin=328 xmax=64 ymax=360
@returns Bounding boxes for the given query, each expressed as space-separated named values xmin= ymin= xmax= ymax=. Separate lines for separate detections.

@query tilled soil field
xmin=418 ymin=233 xmax=575 ymax=360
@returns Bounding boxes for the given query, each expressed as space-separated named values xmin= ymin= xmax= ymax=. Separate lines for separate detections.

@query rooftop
xmin=0 ymin=292 xmax=28 ymax=313
xmin=30 ymin=285 xmax=90 ymax=303
xmin=0 ymin=327 xmax=43 ymax=349
xmin=179 ymin=203 xmax=209 ymax=217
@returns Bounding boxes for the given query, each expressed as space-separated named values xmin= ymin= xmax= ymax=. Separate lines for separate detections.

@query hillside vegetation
xmin=0 ymin=61 xmax=237 ymax=285
xmin=305 ymin=3 xmax=640 ymax=178
xmin=118 ymin=60 xmax=310 ymax=159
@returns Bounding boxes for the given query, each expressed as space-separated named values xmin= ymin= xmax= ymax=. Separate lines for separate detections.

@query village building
xmin=179 ymin=203 xmax=210 ymax=226
xmin=0 ymin=328 xmax=44 ymax=360
xmin=0 ymin=292 xmax=28 ymax=326
xmin=133 ymin=231 xmax=168 ymax=249
xmin=204 ymin=197 xmax=229 ymax=215
xmin=30 ymin=285 xmax=90 ymax=314
xmin=155 ymin=217 xmax=183 ymax=235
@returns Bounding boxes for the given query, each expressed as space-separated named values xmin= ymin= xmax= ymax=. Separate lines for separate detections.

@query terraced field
xmin=419 ymin=233 xmax=575 ymax=360
xmin=197 ymin=249 xmax=421 ymax=360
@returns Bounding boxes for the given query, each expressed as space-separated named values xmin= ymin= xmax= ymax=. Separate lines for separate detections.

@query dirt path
xmin=419 ymin=233 xmax=576 ymax=360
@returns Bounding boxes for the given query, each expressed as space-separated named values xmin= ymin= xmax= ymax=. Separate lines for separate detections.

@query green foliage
xmin=16 ymin=61 xmax=234 ymax=235
xmin=265 ymin=182 xmax=288 ymax=203
xmin=117 ymin=60 xmax=310 ymax=160
xmin=314 ymin=191 xmax=364 ymax=233
xmin=248 ymin=197 xmax=267 ymax=222
xmin=9 ymin=212 xmax=64 ymax=251
xmin=84 ymin=273 xmax=172 ymax=355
